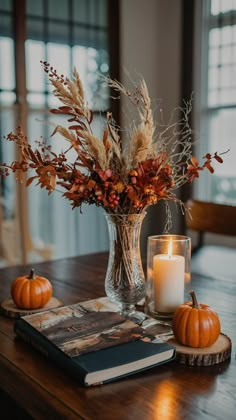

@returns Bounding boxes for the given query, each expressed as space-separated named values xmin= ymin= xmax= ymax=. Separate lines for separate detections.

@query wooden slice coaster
xmin=0 ymin=297 xmax=63 ymax=319
xmin=166 ymin=333 xmax=232 ymax=366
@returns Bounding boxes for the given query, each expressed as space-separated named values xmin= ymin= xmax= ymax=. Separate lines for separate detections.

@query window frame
xmin=193 ymin=0 xmax=236 ymax=202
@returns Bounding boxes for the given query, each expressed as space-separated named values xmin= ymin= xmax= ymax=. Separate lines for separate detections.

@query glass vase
xmin=104 ymin=212 xmax=146 ymax=322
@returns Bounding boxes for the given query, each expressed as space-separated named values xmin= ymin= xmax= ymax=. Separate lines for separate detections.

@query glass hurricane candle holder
xmin=145 ymin=235 xmax=191 ymax=320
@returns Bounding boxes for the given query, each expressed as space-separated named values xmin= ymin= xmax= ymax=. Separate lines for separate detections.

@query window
xmin=0 ymin=0 xmax=118 ymax=265
xmin=194 ymin=0 xmax=236 ymax=204
xmin=0 ymin=2 xmax=16 ymax=224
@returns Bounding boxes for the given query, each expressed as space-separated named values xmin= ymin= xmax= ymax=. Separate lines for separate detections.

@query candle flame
xmin=168 ymin=238 xmax=173 ymax=258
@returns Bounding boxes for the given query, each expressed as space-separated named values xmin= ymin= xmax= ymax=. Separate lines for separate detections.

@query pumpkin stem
xmin=28 ymin=268 xmax=35 ymax=279
xmin=189 ymin=290 xmax=200 ymax=309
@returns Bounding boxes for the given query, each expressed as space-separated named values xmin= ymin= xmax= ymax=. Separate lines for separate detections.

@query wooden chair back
xmin=185 ymin=199 xmax=236 ymax=249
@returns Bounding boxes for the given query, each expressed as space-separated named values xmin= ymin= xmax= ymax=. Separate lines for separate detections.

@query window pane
xmin=208 ymin=90 xmax=219 ymax=106
xmin=209 ymin=47 xmax=220 ymax=66
xmin=0 ymin=109 xmax=16 ymax=218
xmin=208 ymin=67 xmax=219 ymax=89
xmin=0 ymin=37 xmax=15 ymax=90
xmin=208 ymin=108 xmax=236 ymax=204
xmin=27 ymin=93 xmax=45 ymax=106
xmin=221 ymin=45 xmax=235 ymax=64
xmin=26 ymin=0 xmax=43 ymax=17
xmin=48 ymin=21 xmax=70 ymax=44
xmin=234 ymin=25 xmax=236 ymax=42
xmin=48 ymin=0 xmax=69 ymax=20
xmin=0 ymin=0 xmax=12 ymax=12
xmin=210 ymin=26 xmax=235 ymax=48
xmin=211 ymin=0 xmax=236 ymax=15
xmin=27 ymin=111 xmax=53 ymax=244
xmin=208 ymin=25 xmax=236 ymax=106
xmin=73 ymin=46 xmax=88 ymax=82
xmin=47 ymin=42 xmax=70 ymax=78
xmin=73 ymin=45 xmax=109 ymax=110
xmin=97 ymin=0 xmax=108 ymax=27
xmin=220 ymin=87 xmax=236 ymax=105
xmin=73 ymin=0 xmax=90 ymax=24
xmin=209 ymin=28 xmax=221 ymax=47
xmin=212 ymin=175 xmax=236 ymax=205
xmin=73 ymin=24 xmax=107 ymax=49
xmin=209 ymin=109 xmax=236 ymax=174
xmin=26 ymin=40 xmax=46 ymax=92
xmin=27 ymin=19 xmax=44 ymax=41
xmin=220 ymin=64 xmax=233 ymax=88
xmin=89 ymin=0 xmax=100 ymax=26
xmin=73 ymin=0 xmax=108 ymax=27
xmin=0 ymin=91 xmax=15 ymax=105
xmin=221 ymin=26 xmax=234 ymax=46
xmin=48 ymin=93 xmax=61 ymax=108
xmin=27 ymin=110 xmax=49 ymax=145
xmin=47 ymin=43 xmax=71 ymax=72
xmin=211 ymin=0 xmax=220 ymax=15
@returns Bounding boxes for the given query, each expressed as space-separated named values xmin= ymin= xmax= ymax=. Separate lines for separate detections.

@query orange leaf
xmin=50 ymin=174 xmax=56 ymax=190
xmin=205 ymin=162 xmax=214 ymax=173
xmin=214 ymin=153 xmax=223 ymax=163
xmin=26 ymin=176 xmax=38 ymax=187
xmin=190 ymin=156 xmax=199 ymax=167
xmin=50 ymin=109 xmax=62 ymax=114
xmin=58 ymin=106 xmax=72 ymax=113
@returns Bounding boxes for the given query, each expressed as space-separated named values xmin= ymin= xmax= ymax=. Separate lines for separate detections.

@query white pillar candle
xmin=153 ymin=251 xmax=185 ymax=314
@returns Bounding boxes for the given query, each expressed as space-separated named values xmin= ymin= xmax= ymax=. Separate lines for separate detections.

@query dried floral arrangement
xmin=0 ymin=62 xmax=225 ymax=217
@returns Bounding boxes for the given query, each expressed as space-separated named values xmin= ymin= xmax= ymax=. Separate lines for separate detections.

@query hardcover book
xmin=14 ymin=297 xmax=176 ymax=386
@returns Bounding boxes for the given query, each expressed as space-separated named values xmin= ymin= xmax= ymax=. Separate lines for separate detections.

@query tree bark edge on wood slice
xmin=166 ymin=333 xmax=232 ymax=366
xmin=0 ymin=297 xmax=63 ymax=319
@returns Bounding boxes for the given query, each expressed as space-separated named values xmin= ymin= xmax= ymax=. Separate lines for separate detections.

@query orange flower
xmin=115 ymin=182 xmax=125 ymax=193
xmin=186 ymin=156 xmax=202 ymax=182
xmin=87 ymin=180 xmax=96 ymax=190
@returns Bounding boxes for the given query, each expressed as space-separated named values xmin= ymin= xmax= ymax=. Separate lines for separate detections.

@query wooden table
xmin=0 ymin=252 xmax=235 ymax=419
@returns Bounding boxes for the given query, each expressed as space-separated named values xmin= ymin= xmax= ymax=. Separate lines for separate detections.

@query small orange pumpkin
xmin=172 ymin=290 xmax=221 ymax=348
xmin=11 ymin=268 xmax=52 ymax=309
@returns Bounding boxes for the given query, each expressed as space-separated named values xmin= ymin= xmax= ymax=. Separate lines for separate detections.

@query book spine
xmin=14 ymin=319 xmax=88 ymax=386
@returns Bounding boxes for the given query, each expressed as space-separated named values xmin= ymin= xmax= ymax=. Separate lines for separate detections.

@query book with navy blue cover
xmin=14 ymin=296 xmax=176 ymax=386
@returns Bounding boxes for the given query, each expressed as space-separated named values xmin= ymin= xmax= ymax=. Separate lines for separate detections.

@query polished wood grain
xmin=0 ymin=253 xmax=235 ymax=420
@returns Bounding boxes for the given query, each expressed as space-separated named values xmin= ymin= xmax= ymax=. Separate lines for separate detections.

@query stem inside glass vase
xmin=104 ymin=212 xmax=146 ymax=322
